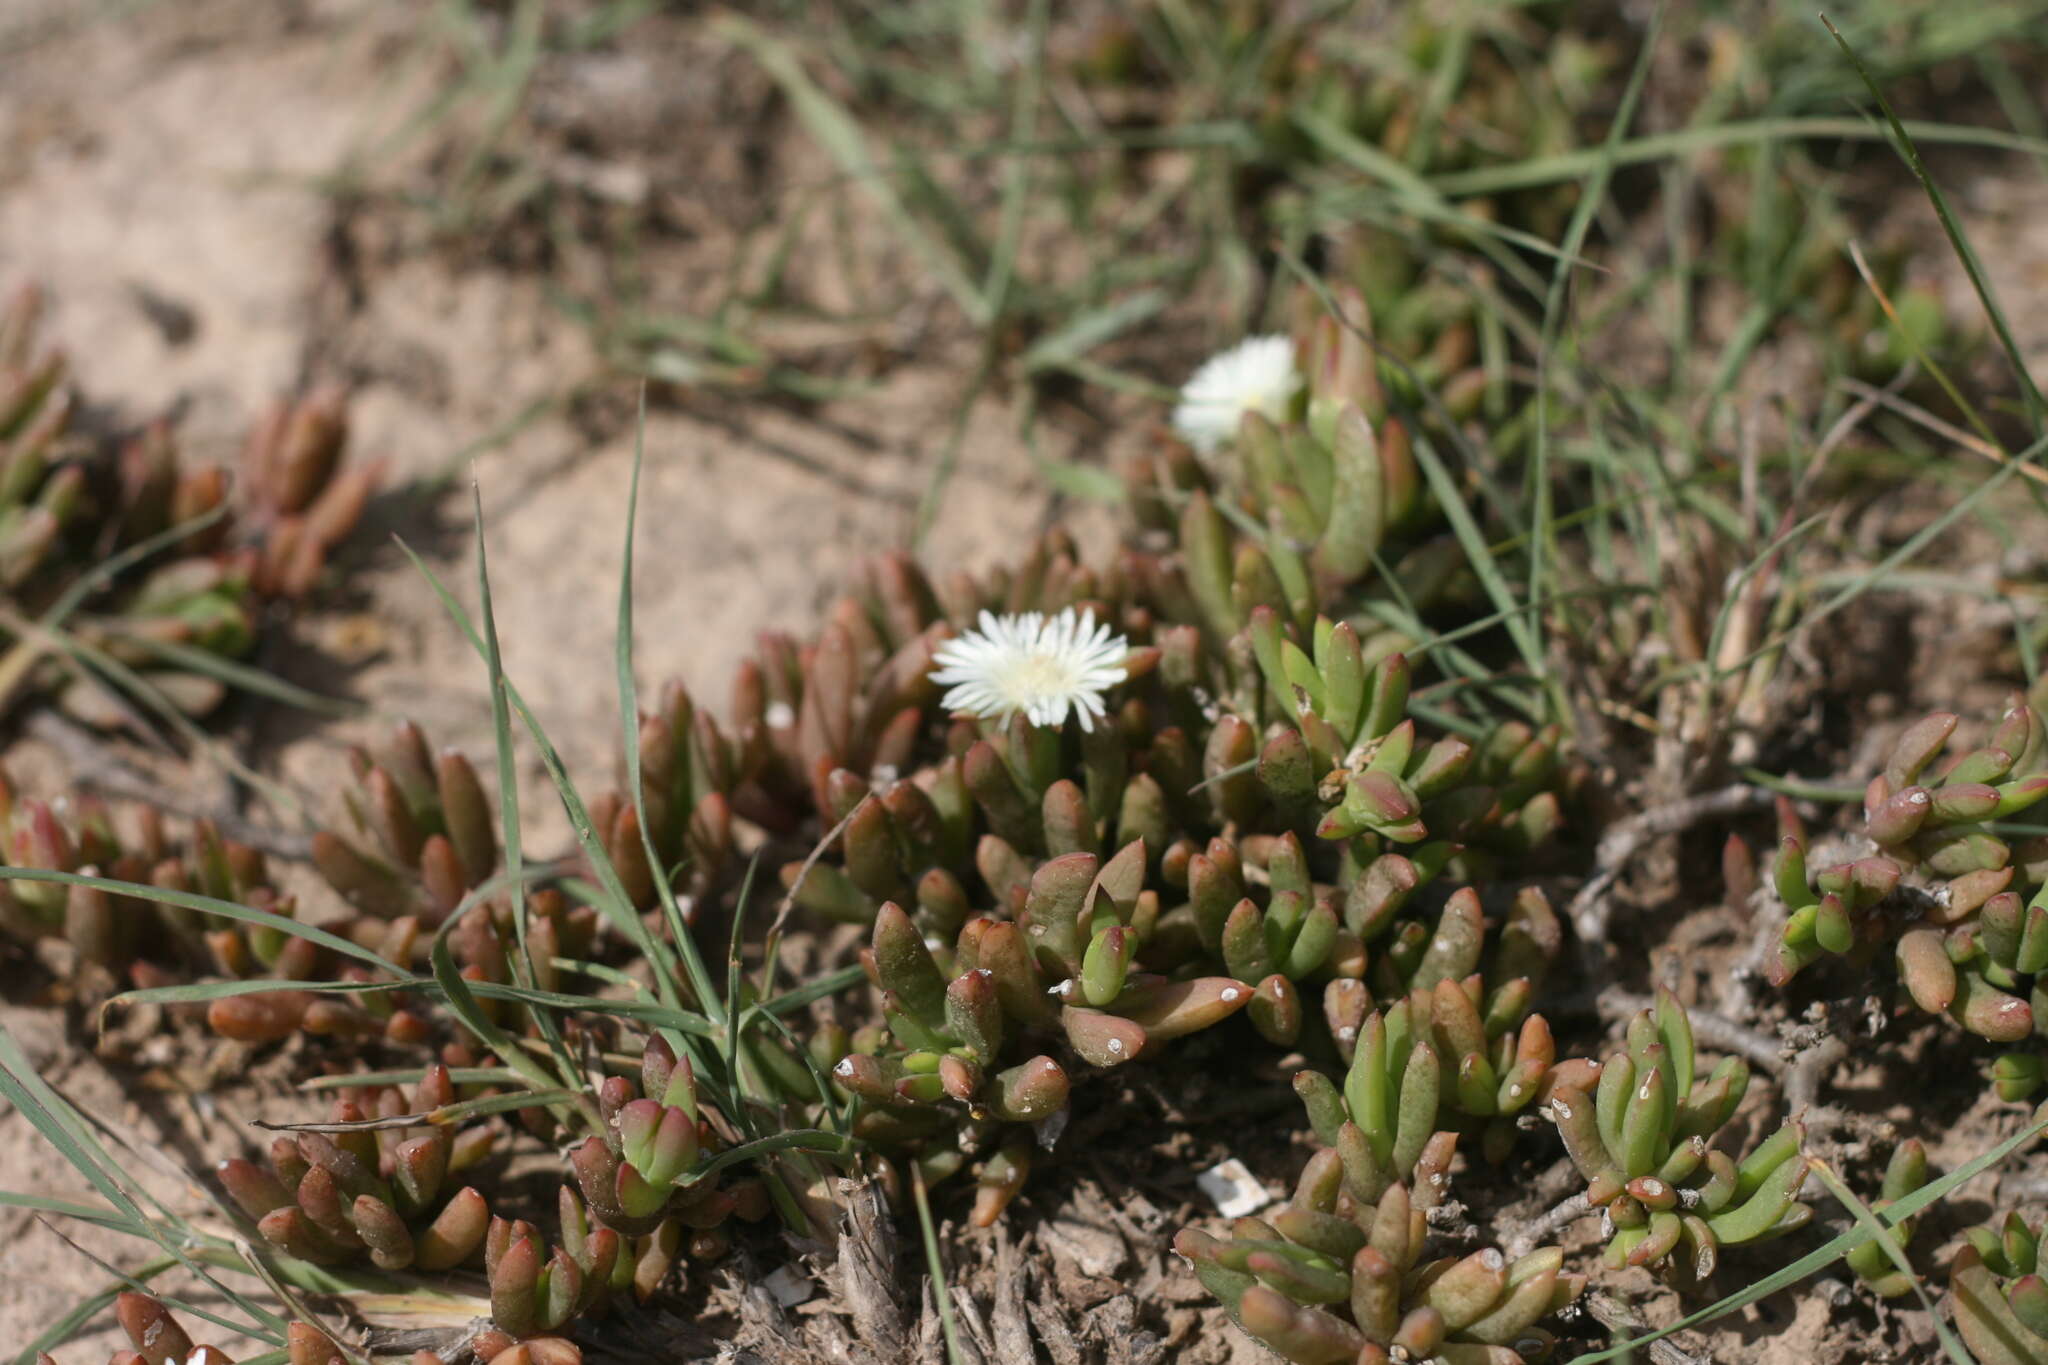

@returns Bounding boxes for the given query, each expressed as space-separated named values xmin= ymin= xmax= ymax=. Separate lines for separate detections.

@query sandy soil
xmin=0 ymin=0 xmax=1131 ymax=801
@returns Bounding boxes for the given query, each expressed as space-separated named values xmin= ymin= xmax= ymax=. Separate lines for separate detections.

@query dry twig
xmin=1504 ymin=1193 xmax=1591 ymax=1261
xmin=1583 ymin=1292 xmax=1713 ymax=1365
xmin=1571 ymin=784 xmax=1776 ymax=946
xmin=1784 ymin=1036 xmax=1850 ymax=1118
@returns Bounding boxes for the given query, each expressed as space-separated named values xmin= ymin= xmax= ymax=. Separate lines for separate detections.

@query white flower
xmin=1170 ymin=334 xmax=1300 ymax=456
xmin=929 ymin=607 xmax=1128 ymax=733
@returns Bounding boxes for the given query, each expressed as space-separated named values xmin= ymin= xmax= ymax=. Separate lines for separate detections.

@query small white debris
xmin=1106 ymin=1037 xmax=1126 ymax=1055
xmin=765 ymin=701 xmax=796 ymax=729
xmin=1048 ymin=977 xmax=1075 ymax=997
xmin=834 ymin=1058 xmax=856 ymax=1077
xmin=1337 ymin=1025 xmax=1357 ymax=1043
xmin=1198 ymin=1158 xmax=1274 ymax=1218
xmin=764 ymin=1264 xmax=813 ymax=1308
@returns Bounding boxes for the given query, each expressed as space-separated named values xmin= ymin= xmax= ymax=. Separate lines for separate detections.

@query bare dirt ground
xmin=6 ymin=3 xmax=2048 ymax=1363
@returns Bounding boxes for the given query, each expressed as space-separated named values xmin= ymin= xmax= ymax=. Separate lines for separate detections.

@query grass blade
xmin=613 ymin=387 xmax=726 ymax=1026
xmin=390 ymin=536 xmax=688 ymax=1013
xmin=1419 ymin=115 xmax=2048 ymax=199
xmin=0 ymin=1024 xmax=287 ymax=1339
xmin=1806 ymin=1158 xmax=1971 ymax=1365
xmin=1528 ymin=1 xmax=1664 ymax=707
xmin=467 ymin=480 xmax=578 ymax=1082
xmin=1823 ymin=14 xmax=2045 ymax=432
xmin=911 ymin=1160 xmax=966 ymax=1365
xmin=0 ymin=868 xmax=399 ymax=972
xmin=716 ymin=15 xmax=988 ymax=326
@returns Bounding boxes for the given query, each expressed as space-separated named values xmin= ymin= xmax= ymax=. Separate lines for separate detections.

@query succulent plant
xmin=1303 ymin=978 xmax=1576 ymax=1178
xmin=1138 ymin=303 xmax=1433 ymax=616
xmin=701 ymin=481 xmax=1563 ymax=917
xmin=1242 ymin=611 xmax=1564 ymax=866
xmin=216 ymin=1065 xmax=501 ymax=1270
xmin=23 ymin=8 xmax=2048 ymax=1362
xmin=466 ymin=1189 xmax=725 ymax=1349
xmin=215 ymin=1046 xmax=735 ymax=1344
xmin=574 ymin=1033 xmax=757 ymax=1238
xmin=1844 ymin=1139 xmax=1931 ymax=1299
xmin=1545 ymin=989 xmax=1811 ymax=1277
xmin=311 ymin=720 xmax=502 ymax=925
xmin=731 ymin=553 xmax=954 ymax=827
xmin=1176 ymin=1144 xmax=1584 ymax=1365
xmin=0 ymin=283 xmax=379 ymax=727
xmin=226 ymin=385 xmax=380 ymax=601
xmin=1771 ymin=699 xmax=2048 ymax=1057
xmin=724 ymin=512 xmax=1570 ymax=1220
xmin=1309 ymin=872 xmax=1556 ymax=1057
xmin=784 ymin=603 xmax=1563 ymax=930
xmin=37 ymin=1293 xmax=353 ymax=1365
xmin=833 ymin=874 xmax=1246 ymax=1220
xmin=84 ymin=1285 xmax=585 ymax=1365
xmin=1952 ymin=1209 xmax=2048 ymax=1365
xmin=0 ymin=767 xmax=269 ymax=971
xmin=843 ymin=727 xmax=1568 ymax=1208
xmin=201 ymin=878 xmax=599 ymax=1049
xmin=479 ymin=1205 xmax=629 ymax=1342
xmin=554 ymin=1181 xmax=690 ymax=1314
xmin=587 ymin=552 xmax=962 ymax=915
xmin=1997 ymin=1054 xmax=2048 ymax=1103
xmin=714 ymin=506 xmax=1569 ymax=965
xmin=837 ymin=812 xmax=1563 ymax=1204
xmin=0 ymin=761 xmax=445 ymax=1047
xmin=440 ymin=891 xmax=603 ymax=1040
xmin=590 ymin=676 xmax=737 ymax=913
